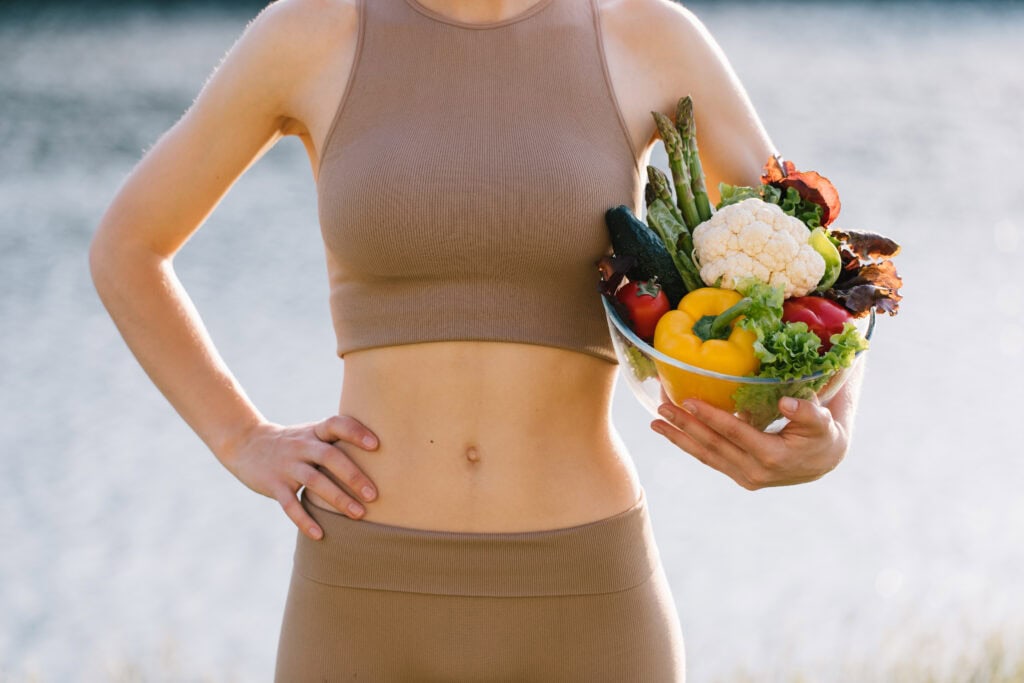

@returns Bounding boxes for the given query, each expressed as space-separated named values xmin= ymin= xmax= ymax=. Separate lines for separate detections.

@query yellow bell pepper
xmin=652 ymin=287 xmax=760 ymax=412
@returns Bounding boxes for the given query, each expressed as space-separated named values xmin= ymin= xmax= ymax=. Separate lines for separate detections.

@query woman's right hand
xmin=222 ymin=415 xmax=381 ymax=540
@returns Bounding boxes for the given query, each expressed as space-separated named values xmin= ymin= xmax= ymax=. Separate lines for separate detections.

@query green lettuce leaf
xmin=715 ymin=183 xmax=823 ymax=229
xmin=754 ymin=321 xmax=867 ymax=380
xmin=734 ymin=278 xmax=785 ymax=338
xmin=716 ymin=183 xmax=763 ymax=209
xmin=725 ymin=283 xmax=869 ymax=429
xmin=624 ymin=341 xmax=658 ymax=382
xmin=733 ymin=379 xmax=826 ymax=431
xmin=777 ymin=186 xmax=824 ymax=229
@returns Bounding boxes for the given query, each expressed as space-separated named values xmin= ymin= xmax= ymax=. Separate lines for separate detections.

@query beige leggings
xmin=274 ymin=487 xmax=685 ymax=682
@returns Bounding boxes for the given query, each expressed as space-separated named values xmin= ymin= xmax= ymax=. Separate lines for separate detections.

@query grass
xmin=718 ymin=629 xmax=1024 ymax=683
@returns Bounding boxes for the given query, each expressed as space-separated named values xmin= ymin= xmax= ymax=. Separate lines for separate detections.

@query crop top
xmin=316 ymin=0 xmax=644 ymax=364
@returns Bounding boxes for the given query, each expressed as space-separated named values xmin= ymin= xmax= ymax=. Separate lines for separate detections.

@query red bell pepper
xmin=782 ymin=296 xmax=852 ymax=352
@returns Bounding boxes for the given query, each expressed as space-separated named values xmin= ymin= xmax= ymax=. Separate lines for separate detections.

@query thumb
xmin=314 ymin=415 xmax=379 ymax=450
xmin=778 ymin=395 xmax=831 ymax=434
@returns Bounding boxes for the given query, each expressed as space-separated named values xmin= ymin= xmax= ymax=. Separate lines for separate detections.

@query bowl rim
xmin=602 ymin=293 xmax=875 ymax=385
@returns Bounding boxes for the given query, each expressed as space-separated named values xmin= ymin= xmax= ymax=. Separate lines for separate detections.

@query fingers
xmin=234 ymin=418 xmax=382 ymax=539
xmin=669 ymin=399 xmax=767 ymax=455
xmin=274 ymin=487 xmax=324 ymax=541
xmin=651 ymin=416 xmax=759 ymax=490
xmin=311 ymin=443 xmax=377 ymax=502
xmin=295 ymin=462 xmax=369 ymax=519
xmin=778 ymin=396 xmax=833 ymax=437
xmin=314 ymin=414 xmax=379 ymax=450
xmin=653 ymin=400 xmax=779 ymax=490
xmin=653 ymin=397 xmax=843 ymax=489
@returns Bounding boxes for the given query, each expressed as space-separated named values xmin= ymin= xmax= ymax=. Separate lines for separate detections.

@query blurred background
xmin=1 ymin=1 xmax=1022 ymax=681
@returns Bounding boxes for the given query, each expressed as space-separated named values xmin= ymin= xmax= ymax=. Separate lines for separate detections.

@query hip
xmin=277 ymin=486 xmax=685 ymax=681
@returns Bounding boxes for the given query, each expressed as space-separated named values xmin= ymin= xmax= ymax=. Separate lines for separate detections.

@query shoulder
xmin=209 ymin=0 xmax=358 ymax=126
xmin=596 ymin=0 xmax=774 ymax=190
xmin=596 ymin=0 xmax=721 ymax=70
xmin=243 ymin=0 xmax=358 ymax=59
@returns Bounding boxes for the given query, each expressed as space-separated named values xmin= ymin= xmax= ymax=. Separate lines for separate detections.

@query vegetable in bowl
xmin=596 ymin=93 xmax=899 ymax=431
xmin=601 ymin=283 xmax=874 ymax=432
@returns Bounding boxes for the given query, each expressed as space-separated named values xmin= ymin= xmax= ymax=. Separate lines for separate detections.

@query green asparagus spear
xmin=676 ymin=96 xmax=713 ymax=222
xmin=647 ymin=171 xmax=696 ymax=264
xmin=647 ymin=199 xmax=703 ymax=291
xmin=648 ymin=199 xmax=699 ymax=277
xmin=652 ymin=111 xmax=701 ymax=230
xmin=645 ymin=166 xmax=685 ymax=226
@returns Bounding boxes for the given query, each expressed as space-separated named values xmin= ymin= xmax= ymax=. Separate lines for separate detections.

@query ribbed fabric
xmin=275 ymin=487 xmax=686 ymax=681
xmin=293 ymin=487 xmax=656 ymax=597
xmin=316 ymin=0 xmax=642 ymax=364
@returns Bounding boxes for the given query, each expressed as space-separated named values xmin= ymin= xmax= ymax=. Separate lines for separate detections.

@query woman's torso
xmin=282 ymin=0 xmax=674 ymax=532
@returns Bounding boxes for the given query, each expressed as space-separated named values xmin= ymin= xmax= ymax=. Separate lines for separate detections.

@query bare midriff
xmin=304 ymin=340 xmax=642 ymax=533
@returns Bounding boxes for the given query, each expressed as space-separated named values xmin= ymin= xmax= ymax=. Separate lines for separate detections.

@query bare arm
xmin=636 ymin=1 xmax=864 ymax=483
xmin=614 ymin=0 xmax=775 ymax=200
xmin=90 ymin=0 xmax=378 ymax=537
xmin=669 ymin=7 xmax=776 ymax=201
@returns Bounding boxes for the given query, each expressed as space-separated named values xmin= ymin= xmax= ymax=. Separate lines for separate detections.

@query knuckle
xmin=738 ymin=477 xmax=760 ymax=491
xmin=746 ymin=469 xmax=771 ymax=489
xmin=315 ymin=442 xmax=340 ymax=465
xmin=347 ymin=472 xmax=371 ymax=492
xmin=759 ymin=452 xmax=783 ymax=472
xmin=333 ymin=491 xmax=356 ymax=512
xmin=719 ymin=422 xmax=743 ymax=442
xmin=323 ymin=449 xmax=359 ymax=481
xmin=296 ymin=465 xmax=318 ymax=488
xmin=702 ymin=436 xmax=724 ymax=457
xmin=322 ymin=414 xmax=343 ymax=429
xmin=308 ymin=468 xmax=333 ymax=490
xmin=330 ymin=414 xmax=359 ymax=437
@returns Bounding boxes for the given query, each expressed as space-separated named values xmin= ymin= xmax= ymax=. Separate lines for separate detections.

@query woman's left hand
xmin=651 ymin=395 xmax=848 ymax=490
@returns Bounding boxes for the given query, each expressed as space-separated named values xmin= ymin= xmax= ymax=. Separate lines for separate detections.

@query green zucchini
xmin=605 ymin=205 xmax=688 ymax=307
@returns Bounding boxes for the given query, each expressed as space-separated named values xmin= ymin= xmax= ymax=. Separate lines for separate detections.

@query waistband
xmin=293 ymin=487 xmax=660 ymax=597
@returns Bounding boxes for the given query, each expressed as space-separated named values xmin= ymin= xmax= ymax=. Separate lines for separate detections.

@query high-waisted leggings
xmin=274 ymin=487 xmax=685 ymax=681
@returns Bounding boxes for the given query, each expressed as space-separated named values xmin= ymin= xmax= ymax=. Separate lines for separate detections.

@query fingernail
xmin=780 ymin=397 xmax=798 ymax=413
xmin=658 ymin=405 xmax=673 ymax=420
xmin=310 ymin=527 xmax=323 ymax=540
xmin=361 ymin=485 xmax=376 ymax=501
xmin=682 ymin=401 xmax=697 ymax=415
xmin=348 ymin=502 xmax=364 ymax=516
xmin=362 ymin=435 xmax=377 ymax=448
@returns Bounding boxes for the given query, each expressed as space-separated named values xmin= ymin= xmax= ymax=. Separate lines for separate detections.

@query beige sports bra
xmin=316 ymin=0 xmax=643 ymax=363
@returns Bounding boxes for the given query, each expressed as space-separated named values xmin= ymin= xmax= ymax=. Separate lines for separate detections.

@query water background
xmin=2 ymin=2 xmax=1023 ymax=681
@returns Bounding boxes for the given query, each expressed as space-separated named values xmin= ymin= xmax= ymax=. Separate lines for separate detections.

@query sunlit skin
xmin=89 ymin=0 xmax=863 ymax=540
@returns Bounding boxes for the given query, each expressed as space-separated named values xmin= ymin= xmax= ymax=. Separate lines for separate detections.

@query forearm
xmin=89 ymin=235 xmax=265 ymax=465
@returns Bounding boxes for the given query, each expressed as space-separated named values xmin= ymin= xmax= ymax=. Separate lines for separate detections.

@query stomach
xmin=304 ymin=340 xmax=642 ymax=532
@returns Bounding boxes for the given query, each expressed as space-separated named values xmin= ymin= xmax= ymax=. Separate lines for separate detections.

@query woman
xmin=90 ymin=0 xmax=864 ymax=679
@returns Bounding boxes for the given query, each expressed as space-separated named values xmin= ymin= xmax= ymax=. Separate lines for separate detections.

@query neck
xmin=411 ymin=0 xmax=545 ymax=24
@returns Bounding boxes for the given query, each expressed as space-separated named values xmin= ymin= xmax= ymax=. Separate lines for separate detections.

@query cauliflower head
xmin=692 ymin=197 xmax=826 ymax=298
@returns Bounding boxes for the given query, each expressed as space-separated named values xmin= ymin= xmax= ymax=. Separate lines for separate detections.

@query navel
xmin=465 ymin=445 xmax=481 ymax=463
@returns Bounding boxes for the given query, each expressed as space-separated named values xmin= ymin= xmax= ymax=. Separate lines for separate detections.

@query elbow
xmin=88 ymin=225 xmax=111 ymax=297
xmin=87 ymin=219 xmax=166 ymax=304
xmin=88 ymin=222 xmax=123 ymax=302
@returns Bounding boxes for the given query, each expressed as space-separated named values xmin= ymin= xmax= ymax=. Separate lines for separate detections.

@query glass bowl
xmin=602 ymin=294 xmax=875 ymax=432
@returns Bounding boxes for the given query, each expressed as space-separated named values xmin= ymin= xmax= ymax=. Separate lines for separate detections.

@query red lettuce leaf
xmin=596 ymin=253 xmax=636 ymax=299
xmin=825 ymin=236 xmax=903 ymax=317
xmin=830 ymin=229 xmax=902 ymax=259
xmin=762 ymin=157 xmax=842 ymax=227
